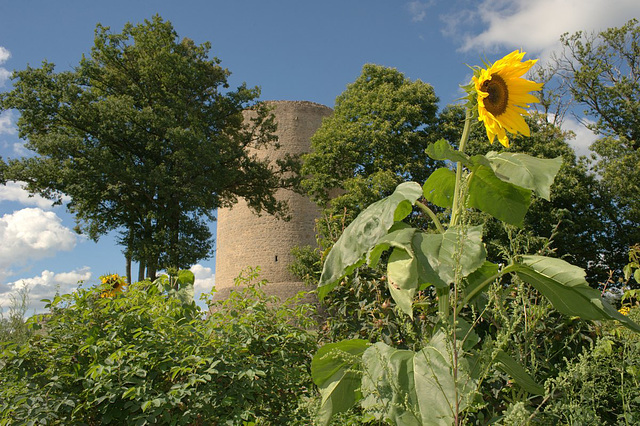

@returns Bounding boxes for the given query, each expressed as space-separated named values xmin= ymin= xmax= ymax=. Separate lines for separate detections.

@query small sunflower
xmin=99 ymin=273 xmax=127 ymax=298
xmin=619 ymin=306 xmax=631 ymax=316
xmin=472 ymin=50 xmax=543 ymax=148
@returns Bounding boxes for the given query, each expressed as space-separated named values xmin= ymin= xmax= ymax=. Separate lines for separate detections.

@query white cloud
xmin=0 ymin=182 xmax=61 ymax=209
xmin=446 ymin=0 xmax=640 ymax=58
xmin=0 ymin=46 xmax=10 ymax=87
xmin=0 ymin=208 xmax=77 ymax=281
xmin=0 ymin=267 xmax=92 ymax=314
xmin=190 ymin=263 xmax=215 ymax=295
xmin=0 ymin=110 xmax=15 ymax=135
xmin=561 ymin=115 xmax=598 ymax=158
xmin=12 ymin=142 xmax=29 ymax=156
xmin=406 ymin=1 xmax=434 ymax=22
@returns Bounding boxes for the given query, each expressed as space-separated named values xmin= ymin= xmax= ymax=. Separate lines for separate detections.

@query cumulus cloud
xmin=0 ymin=182 xmax=62 ymax=209
xmin=190 ymin=264 xmax=215 ymax=296
xmin=0 ymin=110 xmax=15 ymax=135
xmin=0 ymin=46 xmax=10 ymax=87
xmin=406 ymin=1 xmax=434 ymax=22
xmin=445 ymin=0 xmax=640 ymax=58
xmin=0 ymin=208 xmax=77 ymax=281
xmin=0 ymin=267 xmax=92 ymax=314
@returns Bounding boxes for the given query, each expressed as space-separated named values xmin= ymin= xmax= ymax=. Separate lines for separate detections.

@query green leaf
xmin=177 ymin=270 xmax=195 ymax=288
xmin=438 ymin=225 xmax=486 ymax=284
xmin=635 ymin=269 xmax=640 ymax=284
xmin=468 ymin=165 xmax=532 ymax=227
xmin=368 ymin=228 xmax=449 ymax=314
xmin=514 ymin=255 xmax=640 ymax=333
xmin=387 ymin=247 xmax=418 ymax=318
xmin=413 ymin=232 xmax=448 ymax=290
xmin=413 ymin=331 xmax=477 ymax=425
xmin=423 ymin=168 xmax=456 ymax=208
xmin=494 ymin=350 xmax=544 ymax=395
xmin=311 ymin=339 xmax=368 ymax=426
xmin=318 ymin=182 xmax=423 ymax=299
xmin=426 ymin=139 xmax=470 ymax=165
xmin=361 ymin=343 xmax=421 ymax=426
xmin=359 ymin=334 xmax=478 ymax=425
xmin=485 ymin=152 xmax=562 ymax=201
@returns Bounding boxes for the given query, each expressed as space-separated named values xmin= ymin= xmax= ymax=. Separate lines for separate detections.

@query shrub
xmin=0 ymin=268 xmax=318 ymax=425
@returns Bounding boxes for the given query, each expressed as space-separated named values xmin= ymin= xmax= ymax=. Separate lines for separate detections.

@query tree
xmin=554 ymin=19 xmax=640 ymax=282
xmin=0 ymin=16 xmax=293 ymax=280
xmin=300 ymin=64 xmax=441 ymax=242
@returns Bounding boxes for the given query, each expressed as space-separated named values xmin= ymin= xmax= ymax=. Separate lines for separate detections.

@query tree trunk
xmin=138 ymin=260 xmax=146 ymax=282
xmin=125 ymin=254 xmax=132 ymax=284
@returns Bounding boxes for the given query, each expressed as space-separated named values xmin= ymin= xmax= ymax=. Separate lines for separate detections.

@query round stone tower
xmin=213 ymin=100 xmax=332 ymax=302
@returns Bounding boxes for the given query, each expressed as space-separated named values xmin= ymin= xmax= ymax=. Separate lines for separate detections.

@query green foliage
xmin=311 ymin=115 xmax=640 ymax=424
xmin=0 ymin=15 xmax=291 ymax=276
xmin=557 ymin=19 xmax=640 ymax=277
xmin=301 ymin=64 xmax=440 ymax=206
xmin=440 ymin=105 xmax=620 ymax=282
xmin=317 ymin=182 xmax=423 ymax=299
xmin=540 ymin=306 xmax=640 ymax=424
xmin=0 ymin=268 xmax=318 ymax=425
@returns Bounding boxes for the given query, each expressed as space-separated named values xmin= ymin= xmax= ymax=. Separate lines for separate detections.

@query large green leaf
xmin=494 ymin=350 xmax=544 ymax=395
xmin=361 ymin=343 xmax=421 ymax=425
xmin=318 ymin=182 xmax=423 ymax=299
xmin=486 ymin=152 xmax=562 ymax=201
xmin=514 ymin=255 xmax=640 ymax=333
xmin=311 ymin=339 xmax=369 ymax=425
xmin=367 ymin=227 xmax=443 ymax=316
xmin=468 ymin=165 xmax=532 ymax=227
xmin=360 ymin=333 xmax=478 ymax=426
xmin=414 ymin=331 xmax=478 ymax=425
xmin=423 ymin=167 xmax=456 ymax=208
xmin=413 ymin=232 xmax=448 ymax=290
xmin=438 ymin=225 xmax=486 ymax=284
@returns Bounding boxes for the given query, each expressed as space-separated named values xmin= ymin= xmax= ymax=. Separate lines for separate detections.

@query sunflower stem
xmin=450 ymin=108 xmax=473 ymax=227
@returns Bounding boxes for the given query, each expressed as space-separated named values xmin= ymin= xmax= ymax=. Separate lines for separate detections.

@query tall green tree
xmin=300 ymin=64 xmax=441 ymax=243
xmin=556 ymin=19 xmax=640 ymax=275
xmin=0 ymin=16 xmax=292 ymax=280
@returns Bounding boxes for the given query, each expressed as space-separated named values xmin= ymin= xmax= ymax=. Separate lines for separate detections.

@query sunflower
xmin=99 ymin=273 xmax=127 ymax=298
xmin=472 ymin=50 xmax=543 ymax=148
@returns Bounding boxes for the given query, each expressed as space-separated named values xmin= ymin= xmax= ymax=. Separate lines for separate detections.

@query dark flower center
xmin=481 ymin=74 xmax=508 ymax=116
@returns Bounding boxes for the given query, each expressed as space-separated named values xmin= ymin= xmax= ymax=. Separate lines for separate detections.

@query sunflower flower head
xmin=468 ymin=50 xmax=543 ymax=148
xmin=99 ymin=273 xmax=127 ymax=298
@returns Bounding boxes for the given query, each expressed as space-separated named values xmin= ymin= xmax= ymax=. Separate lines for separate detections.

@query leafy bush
xmin=539 ymin=304 xmax=640 ymax=425
xmin=0 ymin=268 xmax=318 ymax=425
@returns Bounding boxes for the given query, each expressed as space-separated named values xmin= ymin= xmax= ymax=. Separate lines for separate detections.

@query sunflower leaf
xmin=485 ymin=152 xmax=562 ymax=201
xmin=312 ymin=339 xmax=368 ymax=426
xmin=423 ymin=167 xmax=456 ymax=208
xmin=318 ymin=182 xmax=423 ymax=299
xmin=513 ymin=255 xmax=640 ymax=333
xmin=468 ymin=165 xmax=531 ymax=227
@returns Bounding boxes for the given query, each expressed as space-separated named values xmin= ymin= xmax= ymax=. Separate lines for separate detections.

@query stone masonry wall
xmin=214 ymin=100 xmax=333 ymax=302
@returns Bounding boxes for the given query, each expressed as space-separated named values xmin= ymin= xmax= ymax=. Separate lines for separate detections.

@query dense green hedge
xmin=0 ymin=269 xmax=318 ymax=425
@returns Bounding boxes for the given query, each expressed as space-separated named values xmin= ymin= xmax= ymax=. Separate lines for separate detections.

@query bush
xmin=0 ymin=268 xmax=318 ymax=425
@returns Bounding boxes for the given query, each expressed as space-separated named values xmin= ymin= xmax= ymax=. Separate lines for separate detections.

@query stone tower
xmin=213 ymin=100 xmax=332 ymax=301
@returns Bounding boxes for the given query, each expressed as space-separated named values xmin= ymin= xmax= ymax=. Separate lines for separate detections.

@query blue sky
xmin=1 ymin=0 xmax=639 ymax=313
